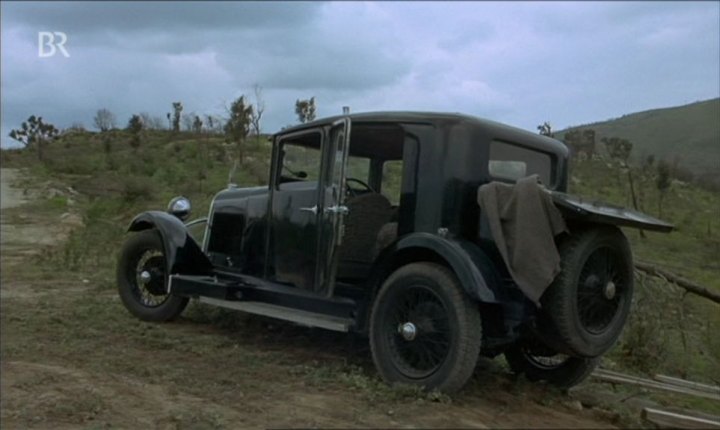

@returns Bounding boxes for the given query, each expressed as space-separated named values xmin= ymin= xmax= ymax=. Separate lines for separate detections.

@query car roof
xmin=275 ymin=111 xmax=565 ymax=153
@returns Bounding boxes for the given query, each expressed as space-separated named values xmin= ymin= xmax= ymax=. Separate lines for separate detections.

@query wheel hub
xmin=139 ymin=270 xmax=152 ymax=283
xmin=398 ymin=322 xmax=417 ymax=341
xmin=604 ymin=281 xmax=616 ymax=300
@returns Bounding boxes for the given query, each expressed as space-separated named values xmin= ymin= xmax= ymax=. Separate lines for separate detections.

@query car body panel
xmin=377 ymin=232 xmax=500 ymax=303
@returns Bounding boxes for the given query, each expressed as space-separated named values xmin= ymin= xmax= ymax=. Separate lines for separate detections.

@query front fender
xmin=128 ymin=211 xmax=213 ymax=276
xmin=380 ymin=233 xmax=500 ymax=303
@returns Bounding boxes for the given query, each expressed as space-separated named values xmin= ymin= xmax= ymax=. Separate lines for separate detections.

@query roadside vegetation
xmin=1 ymin=98 xmax=718 ymax=426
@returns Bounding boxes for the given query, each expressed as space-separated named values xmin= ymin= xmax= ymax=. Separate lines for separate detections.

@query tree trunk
xmin=627 ymin=169 xmax=646 ymax=238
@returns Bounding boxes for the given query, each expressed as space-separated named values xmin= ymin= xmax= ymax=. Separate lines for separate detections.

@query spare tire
xmin=540 ymin=225 xmax=634 ymax=357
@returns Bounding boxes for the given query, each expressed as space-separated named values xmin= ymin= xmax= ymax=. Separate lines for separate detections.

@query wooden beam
xmin=635 ymin=261 xmax=720 ymax=304
xmin=654 ymin=374 xmax=720 ymax=395
xmin=592 ymin=369 xmax=720 ymax=401
xmin=642 ymin=407 xmax=720 ymax=429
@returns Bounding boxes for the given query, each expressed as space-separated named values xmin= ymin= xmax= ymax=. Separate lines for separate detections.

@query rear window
xmin=489 ymin=140 xmax=553 ymax=186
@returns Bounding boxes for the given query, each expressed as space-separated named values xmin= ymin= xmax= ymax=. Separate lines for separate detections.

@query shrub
xmin=614 ymin=273 xmax=674 ymax=374
xmin=121 ymin=176 xmax=154 ymax=202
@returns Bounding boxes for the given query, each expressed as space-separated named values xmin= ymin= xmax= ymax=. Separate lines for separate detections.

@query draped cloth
xmin=477 ymin=175 xmax=568 ymax=305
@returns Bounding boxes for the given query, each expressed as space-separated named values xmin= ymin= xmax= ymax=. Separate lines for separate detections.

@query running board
xmin=198 ymin=297 xmax=354 ymax=332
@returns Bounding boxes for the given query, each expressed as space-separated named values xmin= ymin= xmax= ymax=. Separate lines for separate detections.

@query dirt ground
xmin=0 ymin=168 xmax=619 ymax=429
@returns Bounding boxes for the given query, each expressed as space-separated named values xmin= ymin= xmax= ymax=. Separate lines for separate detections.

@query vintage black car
xmin=117 ymin=112 xmax=673 ymax=393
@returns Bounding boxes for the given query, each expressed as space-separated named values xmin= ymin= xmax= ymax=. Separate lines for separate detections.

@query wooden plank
xmin=592 ymin=369 xmax=720 ymax=401
xmin=654 ymin=374 xmax=720 ymax=395
xmin=642 ymin=407 xmax=720 ymax=429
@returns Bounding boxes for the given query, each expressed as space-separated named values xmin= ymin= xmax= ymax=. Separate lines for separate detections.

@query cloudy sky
xmin=1 ymin=1 xmax=718 ymax=147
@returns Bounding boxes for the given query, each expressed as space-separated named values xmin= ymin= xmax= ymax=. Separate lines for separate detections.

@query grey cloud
xmin=1 ymin=1 xmax=718 ymax=148
xmin=2 ymin=1 xmax=323 ymax=33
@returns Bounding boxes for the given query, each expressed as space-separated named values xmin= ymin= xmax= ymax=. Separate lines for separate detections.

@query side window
xmin=277 ymin=136 xmax=322 ymax=189
xmin=346 ymin=156 xmax=370 ymax=183
xmin=489 ymin=140 xmax=553 ymax=186
xmin=381 ymin=160 xmax=403 ymax=205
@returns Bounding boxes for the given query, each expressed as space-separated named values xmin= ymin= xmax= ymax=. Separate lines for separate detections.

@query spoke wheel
xmin=505 ymin=344 xmax=599 ymax=389
xmin=387 ymin=285 xmax=452 ymax=379
xmin=117 ymin=229 xmax=189 ymax=322
xmin=130 ymin=251 xmax=170 ymax=307
xmin=540 ymin=226 xmax=634 ymax=357
xmin=577 ymin=247 xmax=628 ymax=334
xmin=370 ymin=263 xmax=482 ymax=393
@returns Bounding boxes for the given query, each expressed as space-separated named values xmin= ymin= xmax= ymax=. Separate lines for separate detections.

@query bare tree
xmin=250 ymin=84 xmax=266 ymax=137
xmin=172 ymin=102 xmax=183 ymax=132
xmin=537 ymin=121 xmax=553 ymax=137
xmin=139 ymin=112 xmax=164 ymax=130
xmin=94 ymin=108 xmax=116 ymax=132
xmin=656 ymin=159 xmax=672 ymax=218
xmin=9 ymin=115 xmax=60 ymax=161
xmin=206 ymin=115 xmax=224 ymax=134
xmin=151 ymin=115 xmax=166 ymax=130
xmin=182 ymin=113 xmax=194 ymax=131
xmin=192 ymin=115 xmax=203 ymax=133
xmin=603 ymin=136 xmax=644 ymax=237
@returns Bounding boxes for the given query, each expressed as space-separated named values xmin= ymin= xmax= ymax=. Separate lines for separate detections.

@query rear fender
xmin=551 ymin=192 xmax=674 ymax=232
xmin=128 ymin=211 xmax=213 ymax=276
xmin=374 ymin=233 xmax=500 ymax=303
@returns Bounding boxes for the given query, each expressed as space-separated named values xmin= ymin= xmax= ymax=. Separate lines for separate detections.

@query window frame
xmin=273 ymin=129 xmax=324 ymax=191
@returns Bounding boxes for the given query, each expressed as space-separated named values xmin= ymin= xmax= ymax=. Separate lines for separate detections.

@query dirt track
xmin=0 ymin=169 xmax=617 ymax=429
xmin=1 ymin=169 xmax=26 ymax=210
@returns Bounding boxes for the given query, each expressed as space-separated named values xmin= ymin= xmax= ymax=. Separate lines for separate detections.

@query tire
xmin=504 ymin=344 xmax=599 ymax=389
xmin=369 ymin=263 xmax=482 ymax=393
xmin=117 ymin=229 xmax=188 ymax=322
xmin=540 ymin=226 xmax=634 ymax=357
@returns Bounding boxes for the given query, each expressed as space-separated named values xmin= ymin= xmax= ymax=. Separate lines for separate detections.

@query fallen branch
xmin=635 ymin=261 xmax=720 ymax=304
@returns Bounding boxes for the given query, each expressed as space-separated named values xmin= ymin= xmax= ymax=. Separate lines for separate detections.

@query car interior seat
xmin=337 ymin=193 xmax=394 ymax=279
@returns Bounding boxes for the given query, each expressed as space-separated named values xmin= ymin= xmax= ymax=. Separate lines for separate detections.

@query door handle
xmin=299 ymin=205 xmax=318 ymax=215
xmin=325 ymin=205 xmax=349 ymax=215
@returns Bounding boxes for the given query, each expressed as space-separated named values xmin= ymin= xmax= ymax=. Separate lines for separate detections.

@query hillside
xmin=556 ymin=98 xmax=719 ymax=176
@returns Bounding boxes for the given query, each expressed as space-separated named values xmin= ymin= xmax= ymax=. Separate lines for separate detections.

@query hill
xmin=556 ymin=98 xmax=719 ymax=177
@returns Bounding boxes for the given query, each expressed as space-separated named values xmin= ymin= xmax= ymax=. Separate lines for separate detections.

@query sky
xmin=1 ymin=1 xmax=719 ymax=147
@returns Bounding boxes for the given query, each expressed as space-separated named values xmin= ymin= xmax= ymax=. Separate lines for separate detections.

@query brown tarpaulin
xmin=477 ymin=175 xmax=567 ymax=305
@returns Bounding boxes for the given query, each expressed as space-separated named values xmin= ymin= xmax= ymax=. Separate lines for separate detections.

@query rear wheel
xmin=541 ymin=226 xmax=634 ymax=357
xmin=504 ymin=344 xmax=599 ymax=389
xmin=370 ymin=263 xmax=482 ymax=393
xmin=117 ymin=229 xmax=188 ymax=321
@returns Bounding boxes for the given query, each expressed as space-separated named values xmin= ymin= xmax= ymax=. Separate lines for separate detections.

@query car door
xmin=269 ymin=118 xmax=351 ymax=295
xmin=316 ymin=118 xmax=351 ymax=295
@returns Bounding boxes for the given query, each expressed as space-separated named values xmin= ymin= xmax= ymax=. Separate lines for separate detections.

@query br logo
xmin=38 ymin=32 xmax=70 ymax=58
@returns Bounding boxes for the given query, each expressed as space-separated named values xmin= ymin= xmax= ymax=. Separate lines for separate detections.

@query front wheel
xmin=370 ymin=263 xmax=482 ymax=393
xmin=504 ymin=344 xmax=599 ymax=389
xmin=117 ymin=229 xmax=188 ymax=321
